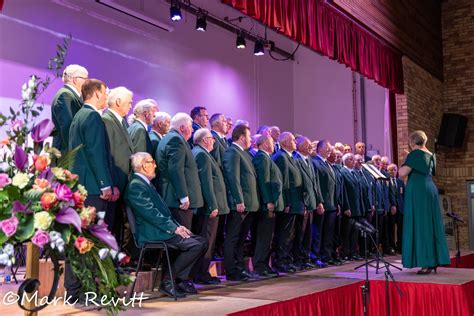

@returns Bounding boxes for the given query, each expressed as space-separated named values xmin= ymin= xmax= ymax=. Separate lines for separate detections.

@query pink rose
xmin=11 ymin=119 xmax=24 ymax=132
xmin=32 ymin=230 xmax=50 ymax=248
xmin=54 ymin=183 xmax=73 ymax=202
xmin=0 ymin=216 xmax=19 ymax=237
xmin=0 ymin=173 xmax=12 ymax=189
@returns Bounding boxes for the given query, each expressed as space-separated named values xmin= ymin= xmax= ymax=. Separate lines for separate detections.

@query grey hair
xmin=62 ymin=64 xmax=88 ymax=83
xmin=193 ymin=128 xmax=211 ymax=145
xmin=130 ymin=152 xmax=151 ymax=172
xmin=107 ymin=86 xmax=133 ymax=108
xmin=209 ymin=113 xmax=224 ymax=127
xmin=170 ymin=112 xmax=192 ymax=129
xmin=133 ymin=99 xmax=158 ymax=116
xmin=234 ymin=119 xmax=249 ymax=127
xmin=153 ymin=111 xmax=171 ymax=125
xmin=342 ymin=153 xmax=354 ymax=165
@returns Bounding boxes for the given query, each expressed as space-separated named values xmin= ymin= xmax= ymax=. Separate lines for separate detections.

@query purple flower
xmin=12 ymin=201 xmax=32 ymax=214
xmin=0 ymin=216 xmax=19 ymax=237
xmin=55 ymin=207 xmax=82 ymax=233
xmin=14 ymin=146 xmax=28 ymax=171
xmin=0 ymin=173 xmax=12 ymax=189
xmin=32 ymin=230 xmax=50 ymax=248
xmin=89 ymin=224 xmax=119 ymax=251
xmin=31 ymin=119 xmax=54 ymax=143
xmin=54 ymin=183 xmax=73 ymax=201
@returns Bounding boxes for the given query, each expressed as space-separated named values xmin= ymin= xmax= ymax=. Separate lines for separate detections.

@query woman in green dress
xmin=399 ymin=130 xmax=450 ymax=274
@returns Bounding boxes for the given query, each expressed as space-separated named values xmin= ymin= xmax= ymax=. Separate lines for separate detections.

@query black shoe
xmin=312 ymin=259 xmax=328 ymax=268
xmin=275 ymin=264 xmax=296 ymax=273
xmin=226 ymin=273 xmax=249 ymax=282
xmin=288 ymin=263 xmax=303 ymax=271
xmin=253 ymin=271 xmax=272 ymax=279
xmin=262 ymin=269 xmax=279 ymax=278
xmin=352 ymin=255 xmax=364 ymax=261
xmin=159 ymin=282 xmax=186 ymax=298
xmin=239 ymin=270 xmax=253 ymax=278
xmin=303 ymin=261 xmax=318 ymax=269
xmin=326 ymin=259 xmax=342 ymax=266
xmin=213 ymin=253 xmax=224 ymax=261
xmin=177 ymin=280 xmax=198 ymax=295
xmin=194 ymin=276 xmax=221 ymax=285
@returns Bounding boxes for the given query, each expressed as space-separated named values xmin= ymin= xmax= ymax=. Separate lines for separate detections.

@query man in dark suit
xmin=128 ymin=99 xmax=157 ymax=155
xmin=156 ymin=113 xmax=203 ymax=229
xmin=191 ymin=128 xmax=229 ymax=284
xmin=340 ymin=153 xmax=364 ymax=261
xmin=388 ymin=163 xmax=404 ymax=254
xmin=209 ymin=113 xmax=229 ymax=260
xmin=102 ymin=86 xmax=134 ymax=245
xmin=223 ymin=124 xmax=259 ymax=281
xmin=252 ymin=135 xmax=283 ymax=278
xmin=293 ymin=136 xmax=324 ymax=269
xmin=270 ymin=126 xmax=281 ymax=153
xmin=189 ymin=106 xmax=209 ymax=148
xmin=68 ymin=78 xmax=115 ymax=301
xmin=273 ymin=132 xmax=304 ymax=273
xmin=125 ymin=152 xmax=207 ymax=298
xmin=311 ymin=140 xmax=340 ymax=266
xmin=149 ymin=111 xmax=171 ymax=157
xmin=51 ymin=64 xmax=88 ymax=153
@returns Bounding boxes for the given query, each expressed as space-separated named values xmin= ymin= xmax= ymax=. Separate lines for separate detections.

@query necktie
xmin=121 ymin=118 xmax=129 ymax=130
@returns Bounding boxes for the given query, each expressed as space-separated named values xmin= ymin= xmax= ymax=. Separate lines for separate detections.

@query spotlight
xmin=254 ymin=40 xmax=265 ymax=56
xmin=196 ymin=11 xmax=207 ymax=32
xmin=236 ymin=31 xmax=246 ymax=49
xmin=170 ymin=1 xmax=182 ymax=21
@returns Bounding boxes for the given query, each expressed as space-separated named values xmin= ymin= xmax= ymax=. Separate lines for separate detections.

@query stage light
xmin=236 ymin=32 xmax=246 ymax=49
xmin=254 ymin=40 xmax=265 ymax=56
xmin=196 ymin=11 xmax=207 ymax=32
xmin=170 ymin=1 xmax=182 ymax=21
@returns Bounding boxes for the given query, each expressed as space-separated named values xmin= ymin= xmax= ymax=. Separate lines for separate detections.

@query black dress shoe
xmin=352 ymin=255 xmax=364 ymax=261
xmin=289 ymin=263 xmax=304 ymax=271
xmin=177 ymin=280 xmax=198 ymax=295
xmin=239 ymin=270 xmax=253 ymax=278
xmin=326 ymin=259 xmax=342 ymax=266
xmin=303 ymin=261 xmax=318 ymax=269
xmin=226 ymin=273 xmax=249 ymax=281
xmin=313 ymin=259 xmax=328 ymax=268
xmin=274 ymin=264 xmax=296 ymax=273
xmin=263 ymin=270 xmax=279 ymax=278
xmin=194 ymin=276 xmax=221 ymax=285
xmin=159 ymin=282 xmax=186 ymax=298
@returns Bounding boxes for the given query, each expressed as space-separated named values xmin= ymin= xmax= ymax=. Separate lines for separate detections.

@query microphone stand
xmin=452 ymin=215 xmax=461 ymax=268
xmin=360 ymin=230 xmax=370 ymax=316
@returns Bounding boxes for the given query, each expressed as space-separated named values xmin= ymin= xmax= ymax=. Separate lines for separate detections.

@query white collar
xmin=85 ymin=103 xmax=101 ymax=113
xmin=135 ymin=172 xmax=151 ymax=185
xmin=283 ymin=148 xmax=293 ymax=157
xmin=344 ymin=165 xmax=353 ymax=171
xmin=108 ymin=108 xmax=124 ymax=122
xmin=136 ymin=118 xmax=148 ymax=130
xmin=296 ymin=151 xmax=308 ymax=160
xmin=233 ymin=142 xmax=244 ymax=151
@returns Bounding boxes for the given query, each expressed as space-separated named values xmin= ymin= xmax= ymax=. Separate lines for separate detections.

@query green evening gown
xmin=402 ymin=149 xmax=450 ymax=268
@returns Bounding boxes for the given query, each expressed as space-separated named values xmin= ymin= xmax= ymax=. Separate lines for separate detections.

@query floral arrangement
xmin=0 ymin=38 xmax=133 ymax=315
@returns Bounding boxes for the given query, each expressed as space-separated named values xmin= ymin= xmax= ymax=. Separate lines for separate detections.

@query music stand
xmin=354 ymin=163 xmax=402 ymax=274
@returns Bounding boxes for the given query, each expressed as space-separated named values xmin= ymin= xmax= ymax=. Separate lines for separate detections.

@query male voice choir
xmin=52 ymin=65 xmax=405 ymax=299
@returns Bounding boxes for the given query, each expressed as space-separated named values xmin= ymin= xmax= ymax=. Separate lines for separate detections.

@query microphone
xmin=350 ymin=219 xmax=377 ymax=234
xmin=360 ymin=219 xmax=377 ymax=233
xmin=446 ymin=212 xmax=465 ymax=223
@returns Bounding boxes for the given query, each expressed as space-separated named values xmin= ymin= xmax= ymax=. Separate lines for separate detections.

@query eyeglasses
xmin=205 ymin=136 xmax=215 ymax=141
xmin=142 ymin=159 xmax=155 ymax=166
xmin=75 ymin=76 xmax=88 ymax=80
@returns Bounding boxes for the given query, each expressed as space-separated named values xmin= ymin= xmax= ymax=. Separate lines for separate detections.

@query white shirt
xmin=135 ymin=172 xmax=151 ymax=185
xmin=84 ymin=103 xmax=101 ymax=114
xmin=283 ymin=148 xmax=293 ymax=157
xmin=66 ymin=84 xmax=81 ymax=97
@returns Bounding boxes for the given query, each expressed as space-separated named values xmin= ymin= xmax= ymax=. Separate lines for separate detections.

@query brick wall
xmin=440 ymin=0 xmax=474 ymax=249
xmin=396 ymin=0 xmax=473 ymax=249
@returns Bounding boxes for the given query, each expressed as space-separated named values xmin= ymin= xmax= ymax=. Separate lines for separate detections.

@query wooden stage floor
xmin=1 ymin=252 xmax=473 ymax=315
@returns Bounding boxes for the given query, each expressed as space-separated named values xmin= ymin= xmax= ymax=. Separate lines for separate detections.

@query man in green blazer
xmin=191 ymin=128 xmax=229 ymax=284
xmin=223 ymin=124 xmax=259 ymax=281
xmin=67 ymin=78 xmax=114 ymax=301
xmin=125 ymin=152 xmax=207 ymax=298
xmin=273 ymin=132 xmax=304 ymax=273
xmin=51 ymin=64 xmax=88 ymax=153
xmin=102 ymin=86 xmax=134 ymax=246
xmin=252 ymin=135 xmax=283 ymax=278
xmin=156 ymin=113 xmax=203 ymax=229
xmin=293 ymin=136 xmax=324 ymax=269
xmin=149 ymin=111 xmax=171 ymax=158
xmin=209 ymin=113 xmax=229 ymax=168
xmin=128 ymin=99 xmax=157 ymax=155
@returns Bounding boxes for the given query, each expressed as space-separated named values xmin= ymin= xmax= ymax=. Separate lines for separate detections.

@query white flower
xmin=0 ymin=253 xmax=12 ymax=267
xmin=12 ymin=172 xmax=31 ymax=189
xmin=117 ymin=252 xmax=127 ymax=262
xmin=55 ymin=238 xmax=65 ymax=253
xmin=110 ymin=249 xmax=118 ymax=259
xmin=49 ymin=231 xmax=61 ymax=242
xmin=2 ymin=244 xmax=14 ymax=256
xmin=98 ymin=248 xmax=109 ymax=260
xmin=97 ymin=211 xmax=106 ymax=220
xmin=34 ymin=211 xmax=53 ymax=230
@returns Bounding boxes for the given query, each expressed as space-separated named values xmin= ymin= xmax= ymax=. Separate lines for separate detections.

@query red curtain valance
xmin=223 ymin=0 xmax=404 ymax=94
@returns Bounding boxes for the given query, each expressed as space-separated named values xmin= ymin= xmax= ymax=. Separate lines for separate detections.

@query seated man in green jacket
xmin=125 ymin=152 xmax=207 ymax=298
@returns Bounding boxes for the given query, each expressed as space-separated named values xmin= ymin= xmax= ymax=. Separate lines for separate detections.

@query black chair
xmin=125 ymin=206 xmax=177 ymax=300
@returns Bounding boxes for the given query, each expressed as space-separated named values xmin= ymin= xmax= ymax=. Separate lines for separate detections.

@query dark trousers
xmin=311 ymin=212 xmax=324 ymax=259
xmin=320 ymin=210 xmax=337 ymax=261
xmin=274 ymin=212 xmax=296 ymax=266
xmin=372 ymin=211 xmax=389 ymax=251
xmin=341 ymin=215 xmax=359 ymax=257
xmin=293 ymin=212 xmax=313 ymax=264
xmin=253 ymin=212 xmax=276 ymax=273
xmin=162 ymin=234 xmax=207 ymax=283
xmin=214 ymin=214 xmax=227 ymax=256
xmin=107 ymin=197 xmax=125 ymax=248
xmin=386 ymin=211 xmax=397 ymax=249
xmin=170 ymin=208 xmax=194 ymax=230
xmin=191 ymin=215 xmax=219 ymax=281
xmin=332 ymin=213 xmax=342 ymax=258
xmin=396 ymin=213 xmax=403 ymax=252
xmin=223 ymin=211 xmax=256 ymax=276
xmin=65 ymin=194 xmax=108 ymax=297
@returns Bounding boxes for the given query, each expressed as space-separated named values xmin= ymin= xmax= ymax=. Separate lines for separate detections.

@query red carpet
xmin=449 ymin=253 xmax=474 ymax=269
xmin=229 ymin=279 xmax=474 ymax=316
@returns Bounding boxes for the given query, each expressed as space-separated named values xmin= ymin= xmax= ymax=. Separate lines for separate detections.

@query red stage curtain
xmin=449 ymin=253 xmax=474 ymax=269
xmin=222 ymin=0 xmax=404 ymax=94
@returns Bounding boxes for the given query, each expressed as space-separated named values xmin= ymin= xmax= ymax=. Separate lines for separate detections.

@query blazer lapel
xmin=107 ymin=111 xmax=134 ymax=150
